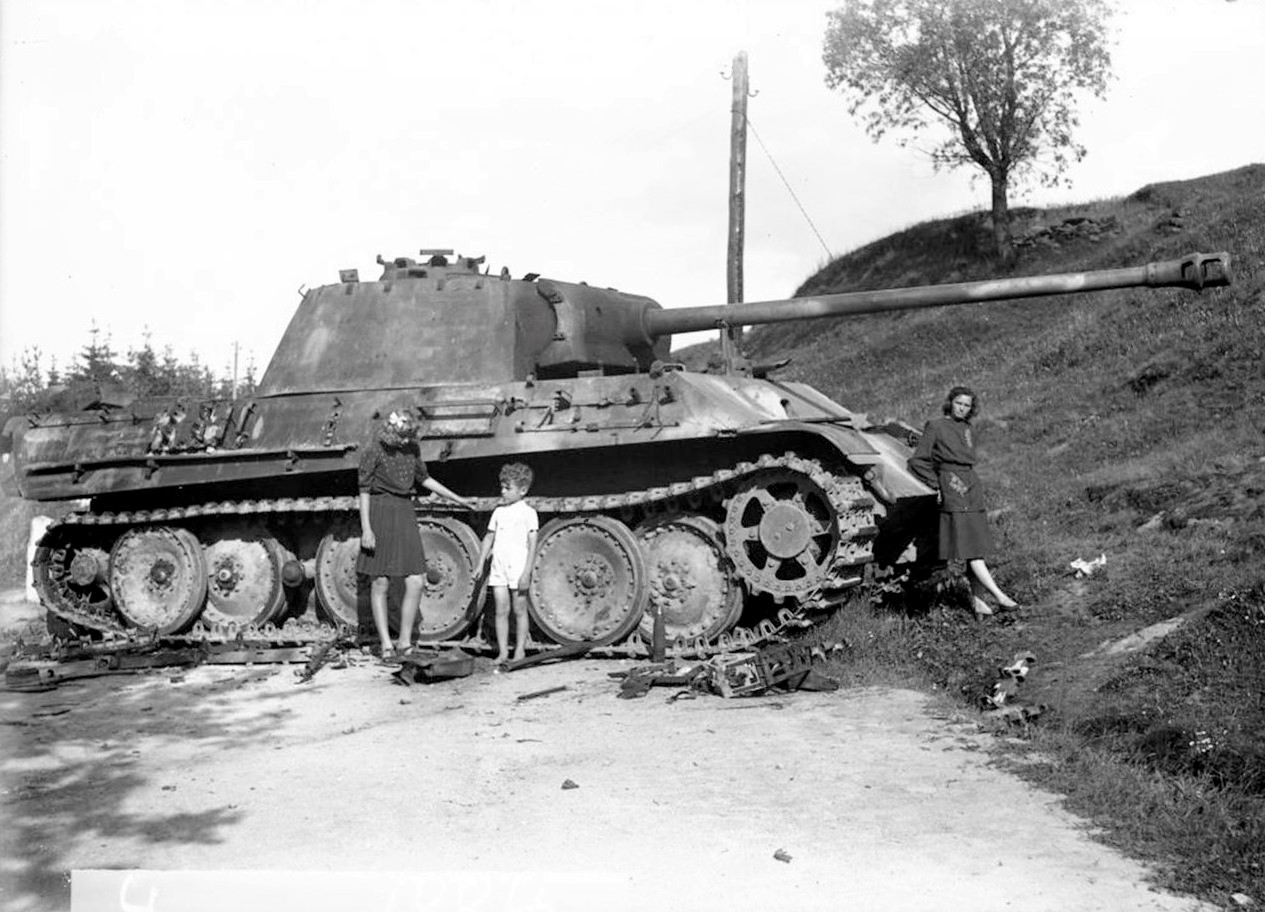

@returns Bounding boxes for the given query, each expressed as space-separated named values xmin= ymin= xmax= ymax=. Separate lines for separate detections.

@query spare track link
xmin=34 ymin=453 xmax=877 ymax=659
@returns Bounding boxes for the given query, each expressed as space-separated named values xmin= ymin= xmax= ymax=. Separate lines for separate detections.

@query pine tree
xmin=127 ymin=330 xmax=163 ymax=398
xmin=68 ymin=323 xmax=121 ymax=385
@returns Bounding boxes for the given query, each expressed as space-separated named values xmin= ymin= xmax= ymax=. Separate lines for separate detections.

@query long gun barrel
xmin=642 ymin=251 xmax=1231 ymax=339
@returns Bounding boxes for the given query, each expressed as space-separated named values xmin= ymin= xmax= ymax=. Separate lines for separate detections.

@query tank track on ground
xmin=33 ymin=453 xmax=876 ymax=660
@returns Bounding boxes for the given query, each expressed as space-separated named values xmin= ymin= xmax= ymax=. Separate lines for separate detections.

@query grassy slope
xmin=738 ymin=163 xmax=1265 ymax=905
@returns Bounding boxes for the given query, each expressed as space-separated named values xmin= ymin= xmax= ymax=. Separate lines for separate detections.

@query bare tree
xmin=823 ymin=0 xmax=1114 ymax=262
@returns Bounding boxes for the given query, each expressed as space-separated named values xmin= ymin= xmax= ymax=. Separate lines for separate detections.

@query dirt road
xmin=0 ymin=608 xmax=1214 ymax=912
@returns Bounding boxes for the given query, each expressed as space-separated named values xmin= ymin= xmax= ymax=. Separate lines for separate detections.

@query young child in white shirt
xmin=478 ymin=462 xmax=539 ymax=664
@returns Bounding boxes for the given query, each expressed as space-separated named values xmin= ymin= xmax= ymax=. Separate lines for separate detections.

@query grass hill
xmin=715 ymin=163 xmax=1264 ymax=906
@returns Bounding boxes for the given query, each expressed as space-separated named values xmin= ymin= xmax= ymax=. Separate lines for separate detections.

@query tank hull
xmin=9 ymin=370 xmax=927 ymax=653
xmin=9 ymin=370 xmax=924 ymax=502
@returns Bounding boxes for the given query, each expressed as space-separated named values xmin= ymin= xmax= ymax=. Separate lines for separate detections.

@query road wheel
xmin=200 ymin=527 xmax=288 ymax=627
xmin=109 ymin=526 xmax=208 ymax=634
xmin=416 ymin=516 xmax=483 ymax=643
xmin=636 ymin=514 xmax=742 ymax=643
xmin=528 ymin=515 xmax=647 ymax=647
xmin=314 ymin=522 xmax=361 ymax=628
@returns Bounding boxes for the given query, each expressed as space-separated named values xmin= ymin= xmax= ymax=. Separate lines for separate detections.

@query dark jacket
xmin=906 ymin=416 xmax=985 ymax=513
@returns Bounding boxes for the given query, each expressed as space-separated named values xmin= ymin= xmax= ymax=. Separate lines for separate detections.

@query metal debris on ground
xmin=1069 ymin=553 xmax=1107 ymax=578
xmin=3 ymin=666 xmax=58 ymax=692
xmin=561 ymin=779 xmax=579 ymax=790
xmin=516 ymin=685 xmax=569 ymax=702
xmin=3 ymin=647 xmax=204 ymax=691
xmin=1 ymin=633 xmax=346 ymax=692
xmin=615 ymin=660 xmax=710 ymax=699
xmin=992 ymin=704 xmax=1046 ymax=727
xmin=710 ymin=652 xmax=765 ymax=697
xmin=980 ymin=650 xmax=1046 ymax=729
xmin=709 ymin=642 xmax=840 ymax=698
xmin=391 ymin=649 xmax=476 ymax=686
xmin=773 ymin=849 xmax=792 ymax=863
xmin=664 ymin=688 xmax=698 ymax=704
xmin=982 ymin=651 xmax=1035 ymax=709
xmin=809 ymin=640 xmax=847 ymax=662
xmin=612 ymin=641 xmax=841 ymax=700
xmin=296 ymin=638 xmax=346 ymax=683
xmin=499 ymin=643 xmax=593 ymax=672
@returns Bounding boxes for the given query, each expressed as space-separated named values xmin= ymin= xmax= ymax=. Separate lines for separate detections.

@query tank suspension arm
xmin=642 ymin=251 xmax=1231 ymax=338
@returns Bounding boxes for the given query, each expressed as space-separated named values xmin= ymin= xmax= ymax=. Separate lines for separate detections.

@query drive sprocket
xmin=723 ymin=456 xmax=875 ymax=605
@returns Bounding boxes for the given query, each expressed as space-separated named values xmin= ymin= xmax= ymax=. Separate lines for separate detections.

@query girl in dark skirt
xmin=907 ymin=386 xmax=1018 ymax=617
xmin=358 ymin=410 xmax=474 ymax=660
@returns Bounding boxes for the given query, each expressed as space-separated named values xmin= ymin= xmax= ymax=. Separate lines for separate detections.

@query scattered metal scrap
xmin=391 ymin=649 xmax=476 ymax=686
xmin=4 ymin=646 xmax=205 ymax=691
xmin=499 ymin=643 xmax=593 ymax=672
xmin=615 ymin=660 xmax=710 ymax=699
xmin=709 ymin=642 xmax=840 ymax=697
xmin=980 ymin=650 xmax=1046 ymax=727
xmin=517 ymin=685 xmax=569 ymax=702
xmin=1069 ymin=553 xmax=1107 ymax=578
xmin=296 ymin=637 xmax=348 ymax=683
xmin=614 ymin=641 xmax=841 ymax=700
xmin=982 ymin=651 xmax=1035 ymax=709
xmin=2 ymin=632 xmax=344 ymax=692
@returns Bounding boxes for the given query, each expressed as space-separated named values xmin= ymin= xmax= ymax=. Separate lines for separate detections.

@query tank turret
xmin=258 ymin=249 xmax=668 ymax=396
xmin=3 ymin=248 xmax=1232 ymax=658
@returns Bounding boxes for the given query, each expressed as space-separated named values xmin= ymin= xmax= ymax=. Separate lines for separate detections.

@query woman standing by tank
xmin=358 ymin=410 xmax=474 ymax=661
xmin=907 ymin=386 xmax=1018 ymax=617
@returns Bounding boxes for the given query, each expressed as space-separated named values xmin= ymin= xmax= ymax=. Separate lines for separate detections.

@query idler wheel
xmin=109 ymin=526 xmax=208 ymax=634
xmin=635 ymin=514 xmax=743 ymax=643
xmin=724 ymin=469 xmax=840 ymax=600
xmin=200 ymin=528 xmax=288 ymax=627
xmin=69 ymin=550 xmax=106 ymax=587
xmin=415 ymin=516 xmax=482 ymax=643
xmin=33 ymin=527 xmax=115 ymax=627
xmin=528 ymin=515 xmax=648 ymax=647
xmin=314 ymin=523 xmax=361 ymax=628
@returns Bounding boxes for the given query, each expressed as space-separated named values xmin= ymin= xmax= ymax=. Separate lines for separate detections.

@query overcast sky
xmin=1 ymin=0 xmax=1262 ymax=379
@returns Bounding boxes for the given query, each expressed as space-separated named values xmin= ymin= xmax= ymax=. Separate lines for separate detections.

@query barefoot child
xmin=478 ymin=463 xmax=539 ymax=664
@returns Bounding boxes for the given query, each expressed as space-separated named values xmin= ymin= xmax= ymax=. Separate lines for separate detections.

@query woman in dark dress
xmin=358 ymin=410 xmax=474 ymax=660
xmin=907 ymin=386 xmax=1018 ymax=617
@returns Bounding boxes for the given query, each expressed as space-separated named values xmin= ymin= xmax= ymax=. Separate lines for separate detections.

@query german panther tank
xmin=3 ymin=249 xmax=1231 ymax=655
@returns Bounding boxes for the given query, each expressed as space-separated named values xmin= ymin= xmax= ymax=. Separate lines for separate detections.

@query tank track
xmin=34 ymin=453 xmax=876 ymax=660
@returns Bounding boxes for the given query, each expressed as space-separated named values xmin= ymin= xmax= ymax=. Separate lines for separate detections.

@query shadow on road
xmin=0 ymin=665 xmax=308 ymax=911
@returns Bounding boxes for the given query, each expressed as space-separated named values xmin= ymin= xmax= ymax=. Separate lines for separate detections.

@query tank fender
xmin=852 ymin=427 xmax=936 ymax=502
xmin=737 ymin=421 xmax=934 ymax=505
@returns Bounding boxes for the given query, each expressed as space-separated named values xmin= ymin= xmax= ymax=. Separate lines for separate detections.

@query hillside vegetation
xmin=740 ymin=163 xmax=1264 ymax=907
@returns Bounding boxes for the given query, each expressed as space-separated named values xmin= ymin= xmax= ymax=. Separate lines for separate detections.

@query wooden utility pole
xmin=724 ymin=50 xmax=749 ymax=364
